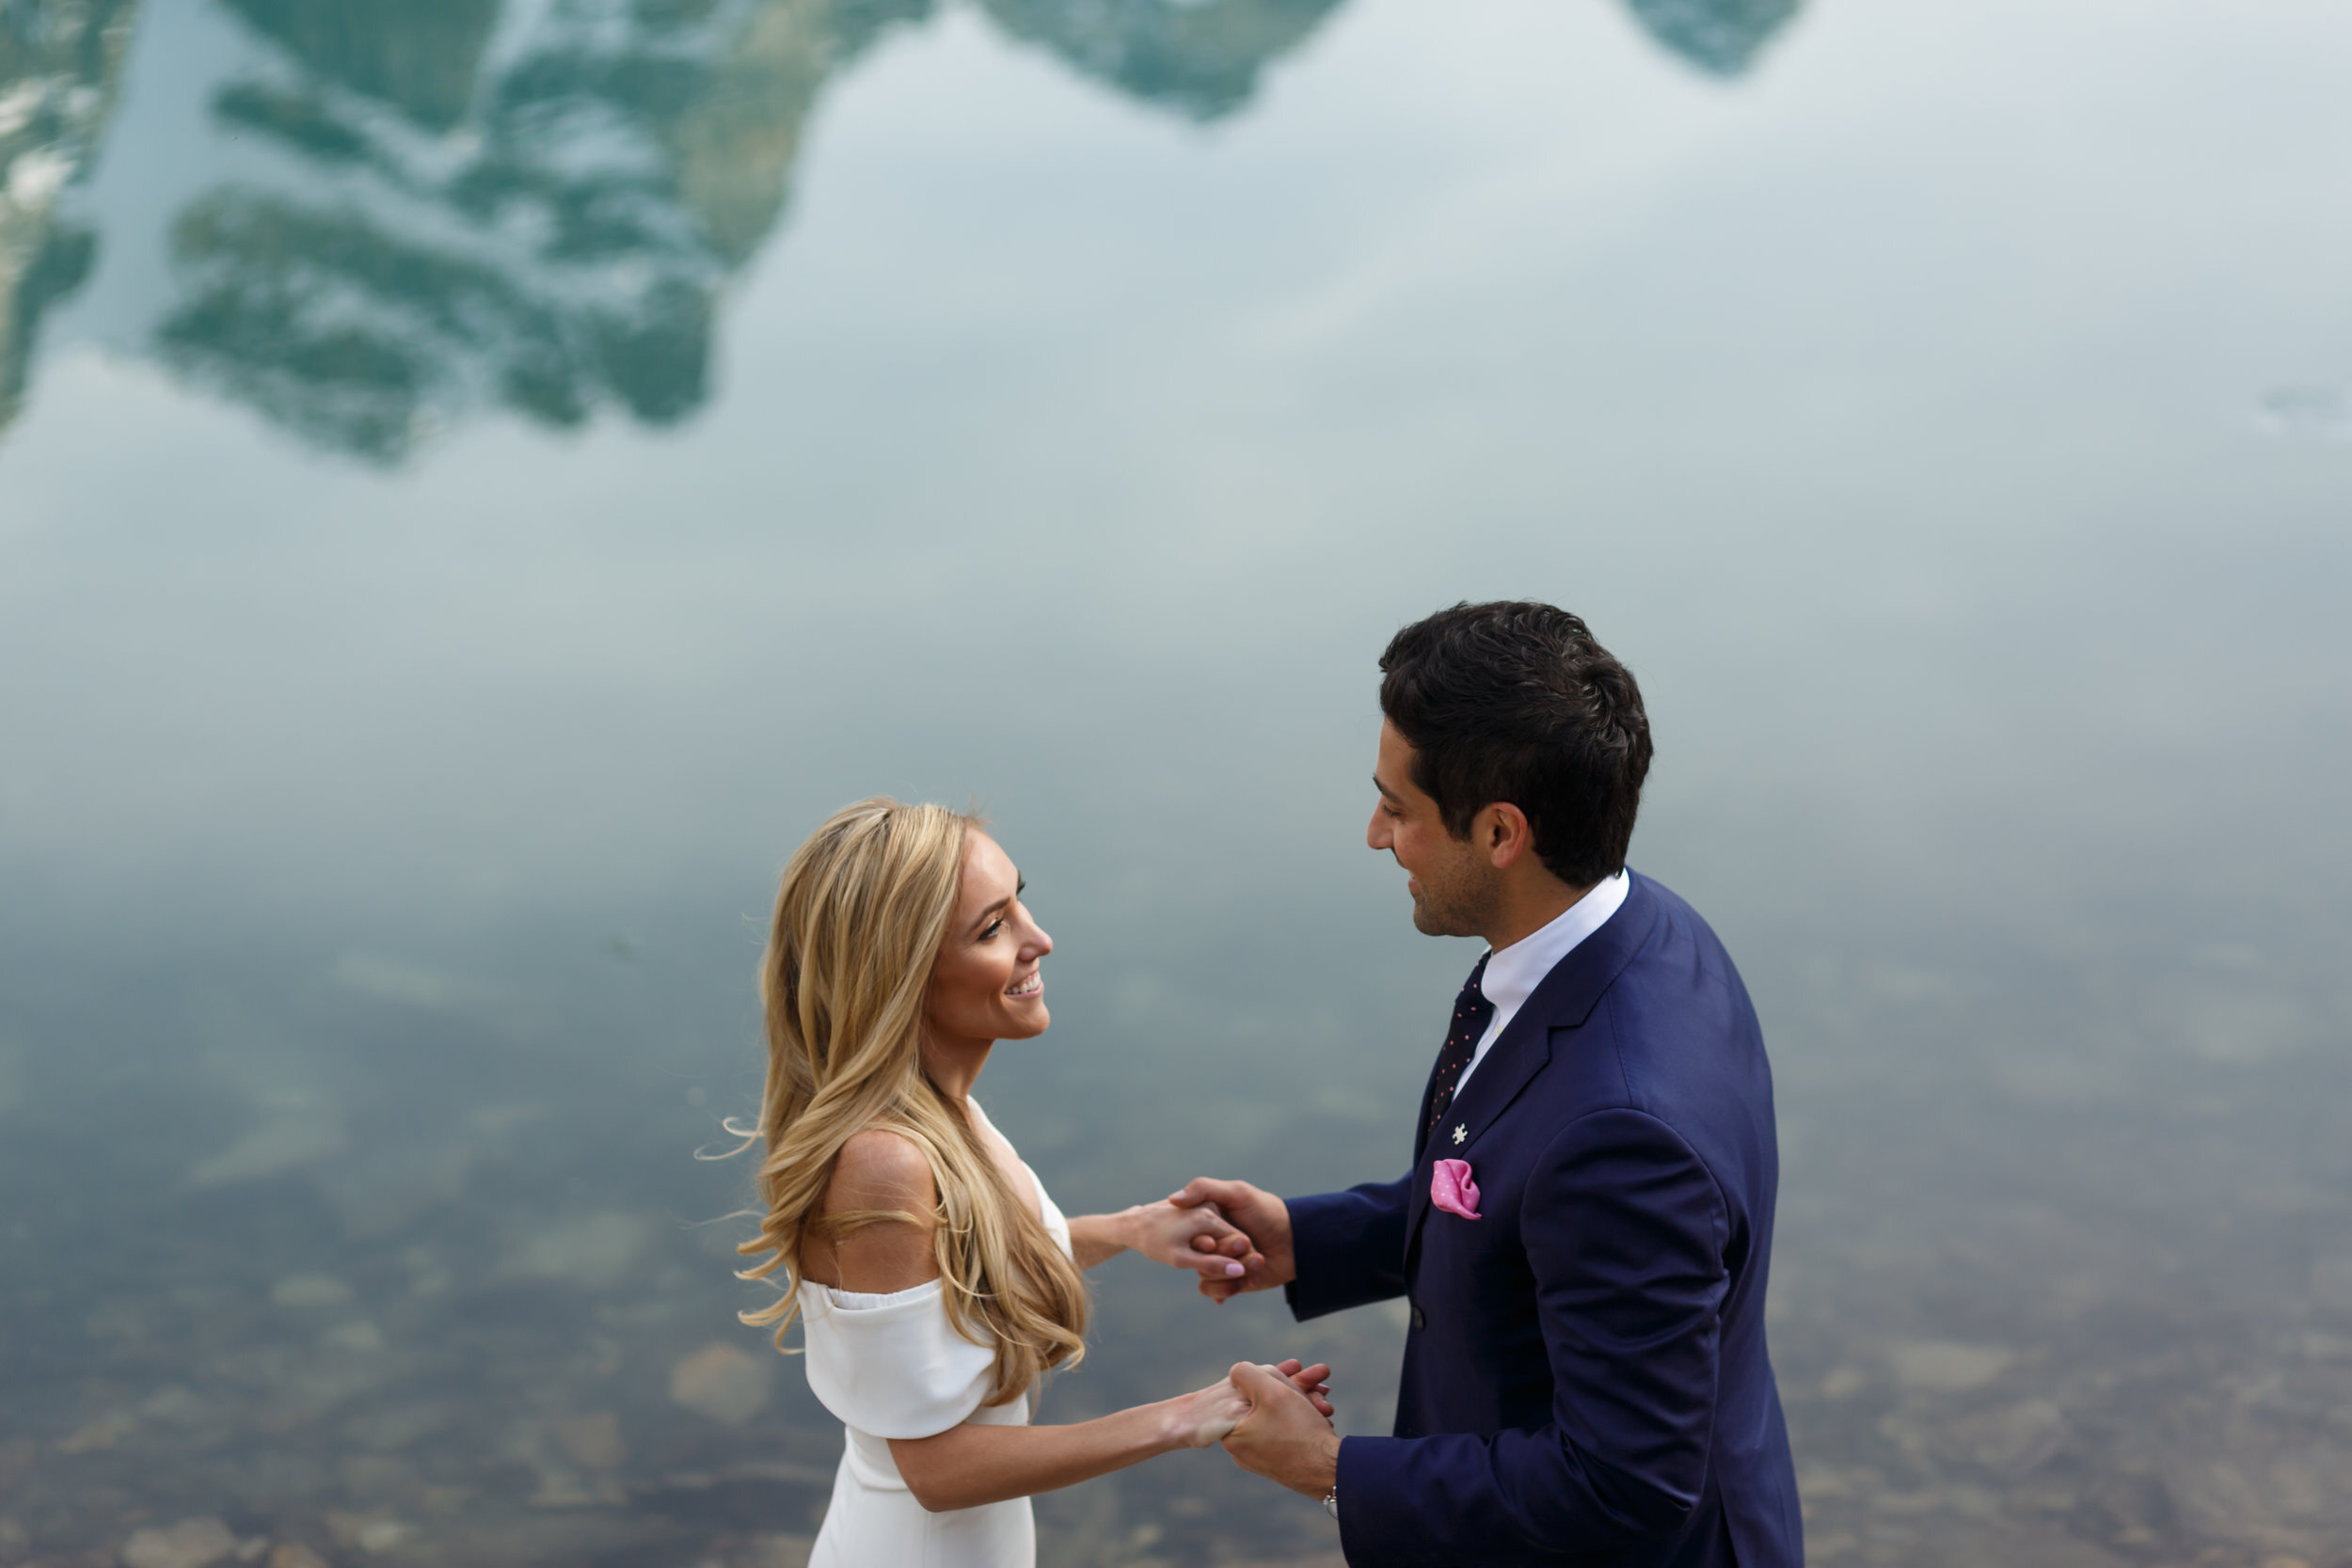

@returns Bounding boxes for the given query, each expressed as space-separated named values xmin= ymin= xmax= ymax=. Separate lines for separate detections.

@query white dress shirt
xmin=1453 ymin=870 xmax=1630 ymax=1094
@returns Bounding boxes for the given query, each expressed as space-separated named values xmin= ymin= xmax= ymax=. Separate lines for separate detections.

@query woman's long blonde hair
xmin=736 ymin=798 xmax=1089 ymax=1404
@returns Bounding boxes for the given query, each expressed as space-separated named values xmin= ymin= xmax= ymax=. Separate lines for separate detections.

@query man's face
xmin=1368 ymin=720 xmax=1498 ymax=938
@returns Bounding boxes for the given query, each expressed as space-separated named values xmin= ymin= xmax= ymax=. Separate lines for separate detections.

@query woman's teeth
xmin=1006 ymin=973 xmax=1042 ymax=998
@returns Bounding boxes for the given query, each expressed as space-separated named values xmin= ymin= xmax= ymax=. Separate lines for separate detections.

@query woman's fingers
xmin=1136 ymin=1198 xmax=1263 ymax=1276
xmin=1182 ymin=1377 xmax=1254 ymax=1448
xmin=1278 ymin=1360 xmax=1333 ymax=1390
xmin=1200 ymin=1378 xmax=1253 ymax=1447
xmin=1233 ymin=1361 xmax=1338 ymax=1418
xmin=1187 ymin=1228 xmax=1262 ymax=1270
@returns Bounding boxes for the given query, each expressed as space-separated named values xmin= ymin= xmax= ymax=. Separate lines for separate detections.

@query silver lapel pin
xmin=1451 ymin=1124 xmax=1469 ymax=1146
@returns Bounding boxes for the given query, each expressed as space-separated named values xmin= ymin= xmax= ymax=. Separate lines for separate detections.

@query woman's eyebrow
xmin=970 ymin=877 xmax=1027 ymax=934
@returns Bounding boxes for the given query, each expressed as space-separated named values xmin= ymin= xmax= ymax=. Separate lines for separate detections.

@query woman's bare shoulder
xmin=826 ymin=1127 xmax=937 ymax=1213
xmin=812 ymin=1129 xmax=941 ymax=1292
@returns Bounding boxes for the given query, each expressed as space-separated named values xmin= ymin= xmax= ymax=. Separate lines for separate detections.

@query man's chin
xmin=1409 ymin=901 xmax=1467 ymax=939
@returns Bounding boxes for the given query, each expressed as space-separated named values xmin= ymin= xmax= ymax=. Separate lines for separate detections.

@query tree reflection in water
xmin=0 ymin=0 xmax=137 ymax=428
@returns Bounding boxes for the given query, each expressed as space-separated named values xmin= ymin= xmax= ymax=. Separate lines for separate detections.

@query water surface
xmin=4 ymin=1 xmax=2350 ymax=1564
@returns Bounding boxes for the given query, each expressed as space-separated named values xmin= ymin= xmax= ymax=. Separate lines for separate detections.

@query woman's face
xmin=924 ymin=831 xmax=1054 ymax=1048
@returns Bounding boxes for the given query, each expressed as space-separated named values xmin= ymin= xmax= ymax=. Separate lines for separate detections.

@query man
xmin=1171 ymin=601 xmax=1802 ymax=1567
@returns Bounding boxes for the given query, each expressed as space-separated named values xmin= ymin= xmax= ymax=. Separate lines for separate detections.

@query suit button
xmin=1409 ymin=1304 xmax=1426 ymax=1331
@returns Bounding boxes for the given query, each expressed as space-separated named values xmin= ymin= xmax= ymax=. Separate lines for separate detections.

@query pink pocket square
xmin=1430 ymin=1159 xmax=1482 ymax=1220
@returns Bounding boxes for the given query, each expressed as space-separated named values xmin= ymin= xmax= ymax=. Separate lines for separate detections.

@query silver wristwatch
xmin=1323 ymin=1484 xmax=1339 ymax=1520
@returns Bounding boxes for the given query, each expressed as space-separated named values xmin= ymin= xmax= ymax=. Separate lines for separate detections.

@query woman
xmin=736 ymin=798 xmax=1331 ymax=1568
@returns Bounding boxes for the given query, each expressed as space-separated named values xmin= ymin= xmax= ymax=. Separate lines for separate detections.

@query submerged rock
xmin=549 ymin=1411 xmax=627 ymax=1471
xmin=265 ymin=1547 xmax=332 ymax=1568
xmin=186 ymin=1117 xmax=350 ymax=1189
xmin=60 ymin=1412 xmax=137 ymax=1452
xmin=1886 ymin=1339 xmax=2013 ymax=1395
xmin=272 ymin=1275 xmax=356 ymax=1309
xmin=670 ymin=1341 xmax=774 ymax=1427
xmin=501 ymin=1212 xmax=656 ymax=1291
xmin=2312 ymin=1256 xmax=2352 ymax=1313
xmin=1950 ymin=1398 xmax=2069 ymax=1475
xmin=121 ymin=1518 xmax=238 ymax=1568
xmin=735 ymin=1535 xmax=814 ymax=1568
xmin=323 ymin=1514 xmax=410 ymax=1557
xmin=321 ymin=1320 xmax=386 ymax=1354
xmin=138 ymin=1386 xmax=209 ymax=1426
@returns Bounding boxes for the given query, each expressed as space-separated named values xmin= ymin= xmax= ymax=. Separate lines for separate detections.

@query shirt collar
xmin=1479 ymin=870 xmax=1631 ymax=1015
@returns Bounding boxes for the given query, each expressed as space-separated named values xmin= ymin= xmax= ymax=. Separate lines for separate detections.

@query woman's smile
xmin=1005 ymin=972 xmax=1042 ymax=998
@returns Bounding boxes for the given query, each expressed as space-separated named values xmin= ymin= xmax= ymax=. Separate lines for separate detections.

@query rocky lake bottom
xmin=5 ymin=976 xmax=2350 ymax=1568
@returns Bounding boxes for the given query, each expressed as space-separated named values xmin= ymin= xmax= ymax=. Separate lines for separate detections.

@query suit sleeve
xmin=1337 ymin=1109 xmax=1731 ymax=1563
xmin=1282 ymin=1176 xmax=1414 ymax=1322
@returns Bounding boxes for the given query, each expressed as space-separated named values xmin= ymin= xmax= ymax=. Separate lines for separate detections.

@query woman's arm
xmin=809 ymin=1139 xmax=1325 ymax=1512
xmin=1065 ymin=1200 xmax=1262 ymax=1277
xmin=891 ymin=1361 xmax=1333 ymax=1513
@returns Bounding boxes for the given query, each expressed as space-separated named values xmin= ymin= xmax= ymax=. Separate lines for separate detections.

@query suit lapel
xmin=1404 ymin=875 xmax=1661 ymax=1251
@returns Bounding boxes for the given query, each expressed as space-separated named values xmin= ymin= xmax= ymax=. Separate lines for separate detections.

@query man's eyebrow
xmin=1373 ymin=774 xmax=1401 ymax=800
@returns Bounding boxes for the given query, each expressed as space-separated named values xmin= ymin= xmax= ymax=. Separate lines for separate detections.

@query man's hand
xmin=1168 ymin=1358 xmax=1334 ymax=1450
xmin=1168 ymin=1179 xmax=1295 ymax=1302
xmin=1222 ymin=1360 xmax=1341 ymax=1499
xmin=1119 ymin=1197 xmax=1261 ymax=1281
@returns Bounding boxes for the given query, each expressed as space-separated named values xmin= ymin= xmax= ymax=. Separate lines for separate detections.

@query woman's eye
xmin=980 ymin=919 xmax=1004 ymax=940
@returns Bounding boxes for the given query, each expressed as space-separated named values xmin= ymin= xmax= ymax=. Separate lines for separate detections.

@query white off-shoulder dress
xmin=800 ymin=1101 xmax=1072 ymax=1568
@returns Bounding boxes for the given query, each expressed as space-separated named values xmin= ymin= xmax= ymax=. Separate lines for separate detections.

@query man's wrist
xmin=1289 ymin=1432 xmax=1342 ymax=1498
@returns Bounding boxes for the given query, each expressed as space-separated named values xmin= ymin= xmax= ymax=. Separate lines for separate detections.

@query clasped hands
xmin=1123 ymin=1178 xmax=1341 ymax=1500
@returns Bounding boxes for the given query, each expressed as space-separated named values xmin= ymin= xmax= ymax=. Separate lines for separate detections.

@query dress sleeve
xmin=800 ymin=1282 xmax=999 ymax=1439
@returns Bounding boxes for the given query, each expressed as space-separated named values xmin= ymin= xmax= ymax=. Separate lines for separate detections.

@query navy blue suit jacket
xmin=1285 ymin=873 xmax=1802 ymax=1567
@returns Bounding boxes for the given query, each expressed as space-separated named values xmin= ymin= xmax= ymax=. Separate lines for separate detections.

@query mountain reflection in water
xmin=0 ymin=0 xmax=1799 ymax=459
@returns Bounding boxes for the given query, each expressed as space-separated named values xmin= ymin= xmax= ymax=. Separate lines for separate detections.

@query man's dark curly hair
xmin=1378 ymin=601 xmax=1651 ymax=888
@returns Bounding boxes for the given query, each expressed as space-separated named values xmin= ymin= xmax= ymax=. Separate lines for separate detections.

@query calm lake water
xmin=5 ymin=1 xmax=2351 ymax=1564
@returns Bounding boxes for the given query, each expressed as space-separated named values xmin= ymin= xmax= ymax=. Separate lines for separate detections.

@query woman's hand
xmin=1274 ymin=1357 xmax=1336 ymax=1418
xmin=894 ymin=1357 xmax=1339 ymax=1511
xmin=1168 ymin=1373 xmax=1253 ymax=1449
xmin=1167 ymin=1179 xmax=1294 ymax=1302
xmin=1166 ymin=1359 xmax=1334 ymax=1449
xmin=1118 ymin=1197 xmax=1262 ymax=1280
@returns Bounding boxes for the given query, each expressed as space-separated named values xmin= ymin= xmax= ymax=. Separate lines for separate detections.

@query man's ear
xmin=1484 ymin=803 xmax=1534 ymax=869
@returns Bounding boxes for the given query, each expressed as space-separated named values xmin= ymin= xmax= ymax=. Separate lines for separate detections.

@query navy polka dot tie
xmin=1425 ymin=953 xmax=1495 ymax=1138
